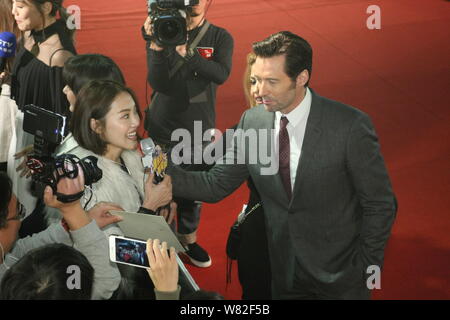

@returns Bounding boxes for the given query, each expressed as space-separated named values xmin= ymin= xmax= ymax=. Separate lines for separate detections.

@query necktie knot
xmin=280 ymin=116 xmax=289 ymax=129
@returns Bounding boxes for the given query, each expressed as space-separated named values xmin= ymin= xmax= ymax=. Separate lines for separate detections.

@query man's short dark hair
xmin=63 ymin=54 xmax=126 ymax=95
xmin=252 ymin=31 xmax=313 ymax=86
xmin=0 ymin=243 xmax=94 ymax=300
xmin=0 ymin=172 xmax=12 ymax=229
xmin=70 ymin=80 xmax=141 ymax=155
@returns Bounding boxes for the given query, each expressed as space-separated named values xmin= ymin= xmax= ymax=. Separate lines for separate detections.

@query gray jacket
xmin=0 ymin=220 xmax=120 ymax=300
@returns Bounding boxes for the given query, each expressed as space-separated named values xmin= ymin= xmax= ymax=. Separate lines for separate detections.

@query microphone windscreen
xmin=140 ymin=137 xmax=156 ymax=156
xmin=0 ymin=32 xmax=17 ymax=59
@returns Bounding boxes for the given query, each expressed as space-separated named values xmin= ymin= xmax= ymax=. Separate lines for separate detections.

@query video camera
xmin=146 ymin=0 xmax=199 ymax=47
xmin=23 ymin=105 xmax=102 ymax=202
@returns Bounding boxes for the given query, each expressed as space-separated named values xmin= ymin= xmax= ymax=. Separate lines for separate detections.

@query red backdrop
xmin=66 ymin=0 xmax=450 ymax=299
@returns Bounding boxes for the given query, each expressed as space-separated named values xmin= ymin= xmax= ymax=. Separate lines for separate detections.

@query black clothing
xmin=145 ymin=21 xmax=233 ymax=147
xmin=11 ymin=20 xmax=76 ymax=117
xmin=237 ymin=178 xmax=272 ymax=300
xmin=145 ymin=20 xmax=233 ymax=237
xmin=11 ymin=20 xmax=76 ymax=237
xmin=213 ymin=124 xmax=272 ymax=299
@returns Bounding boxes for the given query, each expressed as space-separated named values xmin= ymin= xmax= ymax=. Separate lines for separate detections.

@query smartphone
xmin=109 ymin=235 xmax=150 ymax=269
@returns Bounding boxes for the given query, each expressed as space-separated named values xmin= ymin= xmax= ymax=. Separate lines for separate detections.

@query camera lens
xmin=158 ymin=19 xmax=181 ymax=41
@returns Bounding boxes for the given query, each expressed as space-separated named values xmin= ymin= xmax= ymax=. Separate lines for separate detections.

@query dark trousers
xmin=281 ymin=259 xmax=371 ymax=300
xmin=173 ymin=151 xmax=210 ymax=240
xmin=0 ymin=162 xmax=6 ymax=172
xmin=175 ymin=197 xmax=201 ymax=236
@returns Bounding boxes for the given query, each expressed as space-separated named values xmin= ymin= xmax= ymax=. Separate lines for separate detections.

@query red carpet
xmin=68 ymin=0 xmax=450 ymax=299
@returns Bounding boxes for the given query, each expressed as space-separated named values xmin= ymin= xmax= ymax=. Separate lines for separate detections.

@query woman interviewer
xmin=70 ymin=80 xmax=174 ymax=236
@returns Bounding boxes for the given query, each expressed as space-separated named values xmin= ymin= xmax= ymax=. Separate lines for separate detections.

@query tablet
xmin=109 ymin=210 xmax=186 ymax=253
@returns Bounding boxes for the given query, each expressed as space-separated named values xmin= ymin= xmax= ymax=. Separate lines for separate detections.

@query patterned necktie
xmin=279 ymin=116 xmax=292 ymax=200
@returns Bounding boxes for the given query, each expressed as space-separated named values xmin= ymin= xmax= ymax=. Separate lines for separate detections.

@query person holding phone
xmin=109 ymin=235 xmax=181 ymax=300
xmin=146 ymin=238 xmax=180 ymax=300
xmin=0 ymin=169 xmax=123 ymax=299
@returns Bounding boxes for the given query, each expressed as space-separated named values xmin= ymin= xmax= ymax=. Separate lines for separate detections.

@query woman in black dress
xmin=11 ymin=0 xmax=76 ymax=116
xmin=9 ymin=0 xmax=76 ymax=236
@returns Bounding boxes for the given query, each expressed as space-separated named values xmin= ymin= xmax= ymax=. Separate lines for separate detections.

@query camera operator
xmin=143 ymin=0 xmax=234 ymax=268
xmin=0 ymin=171 xmax=123 ymax=299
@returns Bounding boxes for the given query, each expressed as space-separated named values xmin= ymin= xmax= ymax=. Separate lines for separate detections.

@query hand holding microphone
xmin=142 ymin=172 xmax=172 ymax=212
xmin=140 ymin=137 xmax=168 ymax=184
xmin=140 ymin=138 xmax=173 ymax=221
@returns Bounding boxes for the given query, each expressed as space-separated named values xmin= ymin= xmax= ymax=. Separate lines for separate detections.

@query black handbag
xmin=226 ymin=202 xmax=261 ymax=260
xmin=226 ymin=202 xmax=261 ymax=285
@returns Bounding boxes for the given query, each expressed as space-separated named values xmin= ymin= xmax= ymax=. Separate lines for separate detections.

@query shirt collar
xmin=276 ymin=87 xmax=312 ymax=128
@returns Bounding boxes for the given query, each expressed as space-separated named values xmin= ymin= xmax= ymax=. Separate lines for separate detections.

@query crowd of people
xmin=0 ymin=0 xmax=397 ymax=300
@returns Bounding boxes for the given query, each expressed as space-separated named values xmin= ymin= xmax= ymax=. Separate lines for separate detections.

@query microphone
xmin=0 ymin=32 xmax=17 ymax=74
xmin=140 ymin=137 xmax=156 ymax=171
xmin=140 ymin=137 xmax=170 ymax=216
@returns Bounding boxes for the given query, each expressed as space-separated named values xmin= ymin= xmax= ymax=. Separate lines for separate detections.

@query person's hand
xmin=158 ymin=201 xmax=177 ymax=225
xmin=43 ymin=167 xmax=92 ymax=231
xmin=43 ymin=166 xmax=85 ymax=212
xmin=87 ymin=202 xmax=124 ymax=229
xmin=175 ymin=44 xmax=187 ymax=58
xmin=0 ymin=71 xmax=9 ymax=83
xmin=143 ymin=173 xmax=172 ymax=211
xmin=144 ymin=16 xmax=164 ymax=51
xmin=146 ymin=239 xmax=179 ymax=292
xmin=14 ymin=145 xmax=34 ymax=178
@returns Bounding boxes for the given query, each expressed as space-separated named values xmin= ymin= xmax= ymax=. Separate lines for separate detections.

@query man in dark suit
xmin=168 ymin=31 xmax=397 ymax=299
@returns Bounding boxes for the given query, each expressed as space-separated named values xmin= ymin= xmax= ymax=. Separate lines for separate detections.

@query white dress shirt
xmin=274 ymin=87 xmax=312 ymax=191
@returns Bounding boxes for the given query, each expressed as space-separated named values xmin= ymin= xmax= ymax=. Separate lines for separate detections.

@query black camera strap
xmin=56 ymin=191 xmax=84 ymax=204
xmin=169 ymin=20 xmax=211 ymax=78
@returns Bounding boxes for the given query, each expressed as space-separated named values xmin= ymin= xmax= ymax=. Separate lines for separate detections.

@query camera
xmin=23 ymin=105 xmax=103 ymax=202
xmin=146 ymin=0 xmax=199 ymax=47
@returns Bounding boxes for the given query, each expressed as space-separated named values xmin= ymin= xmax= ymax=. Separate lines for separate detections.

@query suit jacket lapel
xmin=291 ymin=89 xmax=323 ymax=204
